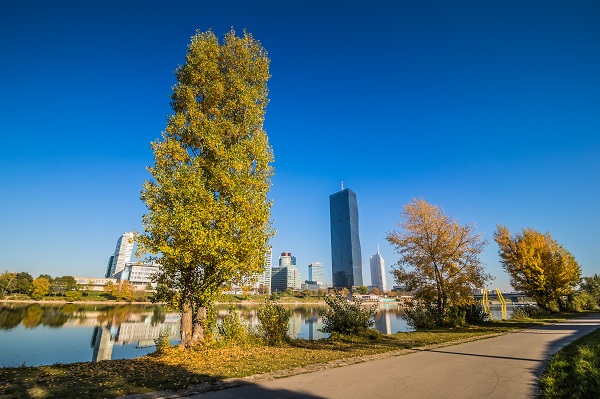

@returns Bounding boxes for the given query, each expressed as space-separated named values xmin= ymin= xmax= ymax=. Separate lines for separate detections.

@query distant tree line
xmin=0 ymin=272 xmax=150 ymax=302
xmin=0 ymin=272 xmax=80 ymax=299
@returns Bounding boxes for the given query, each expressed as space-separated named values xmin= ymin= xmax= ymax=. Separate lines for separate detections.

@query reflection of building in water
xmin=375 ymin=308 xmax=392 ymax=334
xmin=91 ymin=326 xmax=115 ymax=362
xmin=90 ymin=314 xmax=180 ymax=362
xmin=287 ymin=310 xmax=303 ymax=338
xmin=306 ymin=316 xmax=327 ymax=340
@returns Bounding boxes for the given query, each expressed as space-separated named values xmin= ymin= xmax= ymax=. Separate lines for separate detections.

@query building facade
xmin=308 ymin=262 xmax=323 ymax=284
xmin=369 ymin=246 xmax=386 ymax=292
xmin=270 ymin=252 xmax=302 ymax=292
xmin=271 ymin=266 xmax=288 ymax=292
xmin=116 ymin=262 xmax=160 ymax=290
xmin=106 ymin=232 xmax=135 ymax=278
xmin=257 ymin=248 xmax=273 ymax=294
xmin=329 ymin=187 xmax=363 ymax=288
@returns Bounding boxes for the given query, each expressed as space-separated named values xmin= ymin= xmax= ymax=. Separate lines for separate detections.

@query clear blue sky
xmin=1 ymin=1 xmax=599 ymax=291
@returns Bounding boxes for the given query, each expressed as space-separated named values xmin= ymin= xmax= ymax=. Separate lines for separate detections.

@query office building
xmin=106 ymin=232 xmax=135 ymax=278
xmin=257 ymin=248 xmax=273 ymax=294
xmin=308 ymin=262 xmax=323 ymax=284
xmin=370 ymin=246 xmax=386 ymax=292
xmin=116 ymin=262 xmax=160 ymax=290
xmin=271 ymin=266 xmax=288 ymax=292
xmin=329 ymin=186 xmax=363 ymax=288
xmin=279 ymin=252 xmax=296 ymax=267
xmin=271 ymin=252 xmax=301 ymax=291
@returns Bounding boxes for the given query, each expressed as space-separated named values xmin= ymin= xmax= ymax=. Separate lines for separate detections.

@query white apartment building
xmin=106 ymin=232 xmax=135 ymax=277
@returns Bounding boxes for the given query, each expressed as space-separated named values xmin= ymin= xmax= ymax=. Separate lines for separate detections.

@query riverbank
xmin=0 ymin=297 xmax=327 ymax=306
xmin=0 ymin=313 xmax=587 ymax=399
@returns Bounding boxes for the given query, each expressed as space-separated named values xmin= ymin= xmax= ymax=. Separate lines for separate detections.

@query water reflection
xmin=90 ymin=314 xmax=180 ymax=362
xmin=0 ymin=303 xmax=512 ymax=367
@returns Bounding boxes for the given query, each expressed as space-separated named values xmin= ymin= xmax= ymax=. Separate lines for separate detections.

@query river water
xmin=0 ymin=302 xmax=513 ymax=367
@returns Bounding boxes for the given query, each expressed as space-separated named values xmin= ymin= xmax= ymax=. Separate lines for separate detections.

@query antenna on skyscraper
xmin=341 ymin=181 xmax=344 ymax=190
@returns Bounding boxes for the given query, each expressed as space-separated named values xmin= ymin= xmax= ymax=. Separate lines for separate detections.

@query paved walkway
xmin=183 ymin=316 xmax=600 ymax=399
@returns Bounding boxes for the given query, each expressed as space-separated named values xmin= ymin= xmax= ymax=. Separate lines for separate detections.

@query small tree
xmin=355 ymin=286 xmax=369 ymax=295
xmin=31 ymin=277 xmax=50 ymax=300
xmin=13 ymin=272 xmax=34 ymax=295
xmin=319 ymin=294 xmax=377 ymax=335
xmin=494 ymin=225 xmax=581 ymax=312
xmin=371 ymin=287 xmax=381 ymax=295
xmin=103 ymin=281 xmax=115 ymax=298
xmin=387 ymin=199 xmax=490 ymax=318
xmin=64 ymin=291 xmax=82 ymax=302
xmin=581 ymin=274 xmax=600 ymax=306
xmin=218 ymin=306 xmax=250 ymax=344
xmin=257 ymin=299 xmax=289 ymax=345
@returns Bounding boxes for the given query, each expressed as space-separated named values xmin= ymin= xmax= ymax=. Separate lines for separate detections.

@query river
xmin=0 ymin=302 xmax=514 ymax=367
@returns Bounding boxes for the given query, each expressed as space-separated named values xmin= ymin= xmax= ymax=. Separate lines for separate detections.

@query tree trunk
xmin=180 ymin=300 xmax=193 ymax=347
xmin=192 ymin=306 xmax=207 ymax=342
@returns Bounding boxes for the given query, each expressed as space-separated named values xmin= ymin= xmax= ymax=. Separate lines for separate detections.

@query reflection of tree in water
xmin=0 ymin=304 xmax=88 ymax=329
xmin=39 ymin=306 xmax=74 ymax=328
xmin=0 ymin=305 xmax=26 ymax=330
xmin=151 ymin=305 xmax=166 ymax=326
xmin=95 ymin=305 xmax=148 ymax=326
xmin=21 ymin=305 xmax=44 ymax=328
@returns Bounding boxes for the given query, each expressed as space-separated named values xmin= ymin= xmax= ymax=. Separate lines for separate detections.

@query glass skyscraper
xmin=329 ymin=187 xmax=363 ymax=288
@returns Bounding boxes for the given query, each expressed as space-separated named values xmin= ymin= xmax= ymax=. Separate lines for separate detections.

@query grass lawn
xmin=539 ymin=325 xmax=600 ymax=399
xmin=0 ymin=316 xmax=567 ymax=399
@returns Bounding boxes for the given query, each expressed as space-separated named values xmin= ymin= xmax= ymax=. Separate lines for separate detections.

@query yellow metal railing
xmin=496 ymin=288 xmax=507 ymax=320
xmin=482 ymin=289 xmax=490 ymax=319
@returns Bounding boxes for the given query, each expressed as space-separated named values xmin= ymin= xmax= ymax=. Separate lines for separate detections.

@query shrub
xmin=154 ymin=329 xmax=171 ymax=354
xmin=218 ymin=306 xmax=250 ymax=344
xmin=562 ymin=291 xmax=597 ymax=312
xmin=319 ymin=294 xmax=377 ymax=335
xmin=64 ymin=291 xmax=82 ymax=302
xmin=510 ymin=304 xmax=543 ymax=320
xmin=402 ymin=301 xmax=443 ymax=329
xmin=257 ymin=299 xmax=290 ymax=345
xmin=465 ymin=302 xmax=490 ymax=324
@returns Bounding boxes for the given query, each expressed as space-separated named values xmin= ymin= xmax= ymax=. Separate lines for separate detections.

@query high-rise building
xmin=271 ymin=252 xmax=301 ymax=291
xmin=370 ymin=246 xmax=386 ymax=292
xmin=308 ymin=262 xmax=323 ymax=284
xmin=278 ymin=252 xmax=296 ymax=266
xmin=329 ymin=187 xmax=363 ymax=288
xmin=106 ymin=232 xmax=135 ymax=278
xmin=257 ymin=248 xmax=273 ymax=294
xmin=271 ymin=266 xmax=288 ymax=292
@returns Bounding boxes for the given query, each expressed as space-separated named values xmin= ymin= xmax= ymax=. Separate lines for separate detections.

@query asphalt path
xmin=189 ymin=316 xmax=600 ymax=399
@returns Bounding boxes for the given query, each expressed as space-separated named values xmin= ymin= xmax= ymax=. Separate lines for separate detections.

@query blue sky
xmin=1 ymin=1 xmax=599 ymax=291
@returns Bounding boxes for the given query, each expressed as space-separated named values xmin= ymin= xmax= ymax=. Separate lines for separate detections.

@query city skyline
xmin=1 ymin=2 xmax=599 ymax=291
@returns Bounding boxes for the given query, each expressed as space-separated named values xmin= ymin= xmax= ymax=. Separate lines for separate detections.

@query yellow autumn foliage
xmin=138 ymin=29 xmax=274 ymax=346
xmin=494 ymin=225 xmax=581 ymax=311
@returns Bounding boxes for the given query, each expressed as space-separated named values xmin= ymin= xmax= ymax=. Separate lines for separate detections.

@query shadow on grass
xmin=0 ymin=357 xmax=225 ymax=399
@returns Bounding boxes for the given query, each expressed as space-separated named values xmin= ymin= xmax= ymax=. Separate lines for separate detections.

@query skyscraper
xmin=308 ymin=262 xmax=323 ymax=284
xmin=257 ymin=248 xmax=273 ymax=294
xmin=329 ymin=187 xmax=363 ymax=288
xmin=370 ymin=246 xmax=386 ymax=292
xmin=106 ymin=232 xmax=134 ymax=278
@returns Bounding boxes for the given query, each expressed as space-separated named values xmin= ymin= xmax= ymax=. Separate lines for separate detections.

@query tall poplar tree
xmin=139 ymin=29 xmax=274 ymax=346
